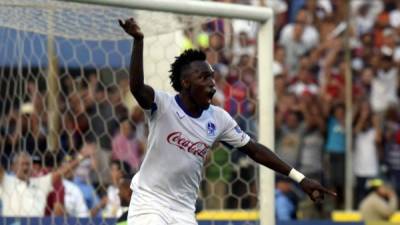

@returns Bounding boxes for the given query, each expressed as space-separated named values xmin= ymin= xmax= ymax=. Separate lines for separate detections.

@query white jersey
xmin=130 ymin=91 xmax=250 ymax=213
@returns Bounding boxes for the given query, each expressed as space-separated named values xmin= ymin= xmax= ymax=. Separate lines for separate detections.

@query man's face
xmin=110 ymin=164 xmax=122 ymax=185
xmin=14 ymin=155 xmax=32 ymax=181
xmin=182 ymin=61 xmax=216 ymax=110
xmin=286 ymin=113 xmax=299 ymax=129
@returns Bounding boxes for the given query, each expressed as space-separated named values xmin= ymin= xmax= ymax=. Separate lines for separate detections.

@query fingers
xmin=118 ymin=18 xmax=140 ymax=30
xmin=118 ymin=18 xmax=136 ymax=26
xmin=118 ymin=19 xmax=124 ymax=27
xmin=318 ymin=186 xmax=337 ymax=197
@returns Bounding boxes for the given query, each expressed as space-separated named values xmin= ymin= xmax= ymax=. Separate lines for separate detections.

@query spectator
xmin=130 ymin=105 xmax=148 ymax=144
xmin=231 ymin=31 xmax=256 ymax=65
xmin=116 ymin=177 xmax=133 ymax=225
xmin=62 ymin=155 xmax=90 ymax=217
xmin=88 ymin=83 xmax=124 ymax=185
xmin=103 ymin=160 xmax=132 ymax=218
xmin=359 ymin=179 xmax=398 ymax=221
xmin=275 ymin=176 xmax=296 ymax=221
xmin=276 ymin=109 xmax=304 ymax=167
xmin=370 ymin=50 xmax=398 ymax=114
xmin=383 ymin=107 xmax=400 ymax=197
xmin=72 ymin=158 xmax=107 ymax=217
xmin=0 ymin=145 xmax=93 ymax=217
xmin=297 ymin=98 xmax=324 ymax=182
xmin=60 ymin=111 xmax=84 ymax=155
xmin=274 ymin=74 xmax=287 ymax=103
xmin=32 ymin=153 xmax=65 ymax=217
xmin=324 ymin=102 xmax=346 ymax=208
xmin=353 ymin=3 xmax=375 ymax=36
xmin=353 ymin=101 xmax=382 ymax=205
xmin=112 ymin=119 xmax=143 ymax=172
xmin=19 ymin=107 xmax=47 ymax=155
xmin=389 ymin=1 xmax=400 ymax=28
xmin=288 ymin=67 xmax=319 ymax=97
xmin=279 ymin=7 xmax=319 ymax=75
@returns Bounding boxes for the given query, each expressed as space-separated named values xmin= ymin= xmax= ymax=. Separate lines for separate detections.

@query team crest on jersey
xmin=207 ymin=122 xmax=216 ymax=136
xmin=234 ymin=125 xmax=243 ymax=134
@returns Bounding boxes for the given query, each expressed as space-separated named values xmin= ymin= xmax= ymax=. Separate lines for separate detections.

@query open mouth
xmin=207 ymin=89 xmax=216 ymax=103
xmin=207 ymin=88 xmax=216 ymax=99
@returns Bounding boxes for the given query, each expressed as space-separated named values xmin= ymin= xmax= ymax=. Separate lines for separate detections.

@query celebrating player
xmin=119 ymin=18 xmax=336 ymax=225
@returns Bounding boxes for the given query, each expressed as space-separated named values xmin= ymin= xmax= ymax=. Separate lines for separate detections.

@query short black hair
xmin=169 ymin=49 xmax=206 ymax=92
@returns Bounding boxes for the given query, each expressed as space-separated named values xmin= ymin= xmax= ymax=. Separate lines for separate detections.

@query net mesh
xmin=0 ymin=0 xmax=207 ymax=40
xmin=0 ymin=0 xmax=260 ymax=222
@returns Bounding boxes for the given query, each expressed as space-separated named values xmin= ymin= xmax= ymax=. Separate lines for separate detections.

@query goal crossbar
xmin=62 ymin=0 xmax=273 ymax=22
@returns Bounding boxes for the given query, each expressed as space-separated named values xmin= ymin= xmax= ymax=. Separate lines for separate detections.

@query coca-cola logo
xmin=167 ymin=131 xmax=209 ymax=158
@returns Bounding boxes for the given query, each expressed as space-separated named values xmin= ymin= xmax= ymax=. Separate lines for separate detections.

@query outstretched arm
xmin=119 ymin=18 xmax=154 ymax=109
xmin=51 ymin=144 xmax=95 ymax=183
xmin=239 ymin=140 xmax=336 ymax=203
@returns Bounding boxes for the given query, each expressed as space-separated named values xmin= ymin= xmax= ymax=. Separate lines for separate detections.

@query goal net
xmin=0 ymin=0 xmax=271 ymax=224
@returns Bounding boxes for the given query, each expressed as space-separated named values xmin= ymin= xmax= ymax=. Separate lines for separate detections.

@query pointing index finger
xmin=319 ymin=186 xmax=337 ymax=197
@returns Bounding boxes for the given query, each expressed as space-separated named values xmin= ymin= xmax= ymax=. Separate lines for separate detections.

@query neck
xmin=178 ymin=93 xmax=203 ymax=118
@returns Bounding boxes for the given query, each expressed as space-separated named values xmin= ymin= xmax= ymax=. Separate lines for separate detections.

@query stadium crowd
xmin=0 ymin=0 xmax=400 ymax=221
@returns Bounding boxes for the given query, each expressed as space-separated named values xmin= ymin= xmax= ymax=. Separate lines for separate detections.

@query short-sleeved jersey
xmin=130 ymin=91 xmax=250 ymax=212
xmin=0 ymin=174 xmax=53 ymax=216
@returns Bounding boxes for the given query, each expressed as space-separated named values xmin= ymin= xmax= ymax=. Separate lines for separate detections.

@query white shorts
xmin=127 ymin=199 xmax=197 ymax=225
xmin=128 ymin=209 xmax=197 ymax=225
xmin=128 ymin=180 xmax=198 ymax=225
xmin=127 ymin=211 xmax=197 ymax=225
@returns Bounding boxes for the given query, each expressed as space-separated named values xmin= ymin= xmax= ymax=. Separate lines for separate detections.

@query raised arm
xmin=239 ymin=140 xmax=336 ymax=203
xmin=119 ymin=18 xmax=154 ymax=109
xmin=51 ymin=144 xmax=95 ymax=183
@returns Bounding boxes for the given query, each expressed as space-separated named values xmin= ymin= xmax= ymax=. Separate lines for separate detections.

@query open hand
xmin=119 ymin=18 xmax=144 ymax=40
xmin=300 ymin=178 xmax=337 ymax=204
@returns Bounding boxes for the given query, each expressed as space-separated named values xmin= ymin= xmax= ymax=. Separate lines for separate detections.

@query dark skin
xmin=118 ymin=179 xmax=133 ymax=207
xmin=119 ymin=18 xmax=336 ymax=204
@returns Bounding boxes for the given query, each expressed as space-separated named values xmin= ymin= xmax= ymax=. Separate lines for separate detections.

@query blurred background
xmin=0 ymin=0 xmax=400 ymax=224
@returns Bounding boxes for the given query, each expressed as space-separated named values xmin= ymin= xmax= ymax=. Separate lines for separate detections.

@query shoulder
xmin=153 ymin=90 xmax=175 ymax=111
xmin=32 ymin=174 xmax=52 ymax=186
xmin=280 ymin=24 xmax=294 ymax=36
xmin=32 ymin=173 xmax=51 ymax=182
xmin=2 ymin=174 xmax=16 ymax=185
xmin=206 ymin=105 xmax=233 ymax=123
xmin=155 ymin=90 xmax=175 ymax=102
xmin=208 ymin=105 xmax=230 ymax=118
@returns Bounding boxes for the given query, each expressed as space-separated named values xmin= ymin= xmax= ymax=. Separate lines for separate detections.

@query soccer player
xmin=119 ymin=18 xmax=336 ymax=225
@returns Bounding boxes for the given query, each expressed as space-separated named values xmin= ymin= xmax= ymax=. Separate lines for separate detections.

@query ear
xmin=181 ymin=78 xmax=190 ymax=89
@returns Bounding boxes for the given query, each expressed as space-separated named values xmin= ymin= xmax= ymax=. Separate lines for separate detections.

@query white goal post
xmin=65 ymin=0 xmax=274 ymax=224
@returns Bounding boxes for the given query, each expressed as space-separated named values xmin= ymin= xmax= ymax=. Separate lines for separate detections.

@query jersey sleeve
xmin=143 ymin=90 xmax=173 ymax=120
xmin=218 ymin=109 xmax=250 ymax=148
